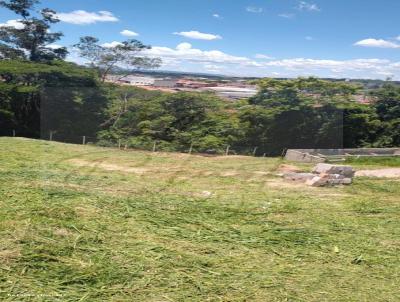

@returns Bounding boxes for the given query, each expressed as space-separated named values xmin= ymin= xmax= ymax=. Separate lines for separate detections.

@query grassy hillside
xmin=0 ymin=138 xmax=399 ymax=301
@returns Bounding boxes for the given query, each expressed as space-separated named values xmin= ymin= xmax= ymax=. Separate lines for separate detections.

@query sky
xmin=1 ymin=0 xmax=400 ymax=79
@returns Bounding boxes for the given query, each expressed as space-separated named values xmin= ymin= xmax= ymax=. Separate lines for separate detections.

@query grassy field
xmin=344 ymin=156 xmax=400 ymax=168
xmin=0 ymin=137 xmax=399 ymax=302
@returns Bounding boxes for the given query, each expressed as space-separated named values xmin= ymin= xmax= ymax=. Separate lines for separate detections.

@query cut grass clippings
xmin=0 ymin=137 xmax=399 ymax=301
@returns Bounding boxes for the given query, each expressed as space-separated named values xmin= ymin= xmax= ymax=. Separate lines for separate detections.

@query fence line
xmin=5 ymin=130 xmax=267 ymax=157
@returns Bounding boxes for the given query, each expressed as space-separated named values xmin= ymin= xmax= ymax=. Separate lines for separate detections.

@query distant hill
xmin=112 ymin=68 xmax=400 ymax=88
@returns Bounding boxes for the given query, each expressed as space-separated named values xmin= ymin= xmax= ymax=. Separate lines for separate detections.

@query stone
xmin=283 ymin=163 xmax=355 ymax=187
xmin=327 ymin=173 xmax=346 ymax=180
xmin=312 ymin=163 xmax=355 ymax=177
xmin=341 ymin=178 xmax=352 ymax=185
xmin=306 ymin=176 xmax=329 ymax=187
xmin=327 ymin=178 xmax=352 ymax=185
xmin=306 ymin=175 xmax=352 ymax=187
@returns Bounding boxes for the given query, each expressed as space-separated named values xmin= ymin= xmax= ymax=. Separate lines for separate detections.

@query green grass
xmin=344 ymin=156 xmax=400 ymax=168
xmin=0 ymin=137 xmax=399 ymax=301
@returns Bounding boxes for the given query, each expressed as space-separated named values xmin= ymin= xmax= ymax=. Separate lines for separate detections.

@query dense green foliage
xmin=97 ymin=88 xmax=242 ymax=153
xmin=1 ymin=60 xmax=399 ymax=153
xmin=0 ymin=60 xmax=106 ymax=140
xmin=0 ymin=0 xmax=398 ymax=153
xmin=96 ymin=78 xmax=399 ymax=155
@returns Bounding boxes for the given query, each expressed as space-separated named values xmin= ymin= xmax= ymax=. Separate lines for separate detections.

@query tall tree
xmin=74 ymin=36 xmax=161 ymax=82
xmin=371 ymin=84 xmax=400 ymax=146
xmin=0 ymin=0 xmax=67 ymax=61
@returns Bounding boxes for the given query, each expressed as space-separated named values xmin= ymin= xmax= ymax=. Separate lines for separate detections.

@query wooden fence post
xmin=118 ymin=139 xmax=121 ymax=149
xmin=253 ymin=147 xmax=258 ymax=156
xmin=49 ymin=131 xmax=53 ymax=141
xmin=153 ymin=141 xmax=157 ymax=152
xmin=82 ymin=136 xmax=86 ymax=145
xmin=12 ymin=130 xmax=16 ymax=137
xmin=225 ymin=145 xmax=230 ymax=156
xmin=189 ymin=142 xmax=194 ymax=154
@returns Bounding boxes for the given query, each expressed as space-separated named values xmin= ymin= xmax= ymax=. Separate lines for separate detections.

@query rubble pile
xmin=283 ymin=163 xmax=355 ymax=187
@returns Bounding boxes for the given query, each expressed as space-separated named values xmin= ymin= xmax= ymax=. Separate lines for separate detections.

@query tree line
xmin=0 ymin=0 xmax=399 ymax=155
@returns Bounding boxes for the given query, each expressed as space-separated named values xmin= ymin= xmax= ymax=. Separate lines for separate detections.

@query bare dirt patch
xmin=355 ymin=168 xmax=400 ymax=178
xmin=221 ymin=171 xmax=239 ymax=177
xmin=277 ymin=164 xmax=302 ymax=173
xmin=53 ymin=228 xmax=73 ymax=237
xmin=69 ymin=159 xmax=149 ymax=174
xmin=265 ymin=178 xmax=316 ymax=189
xmin=0 ymin=249 xmax=21 ymax=264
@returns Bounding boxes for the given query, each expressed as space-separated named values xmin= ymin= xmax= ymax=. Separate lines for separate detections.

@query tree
xmin=372 ymin=84 xmax=400 ymax=122
xmin=0 ymin=0 xmax=67 ymax=61
xmin=97 ymin=90 xmax=239 ymax=153
xmin=73 ymin=36 xmax=161 ymax=82
xmin=241 ymin=78 xmax=363 ymax=155
xmin=250 ymin=77 xmax=359 ymax=107
xmin=342 ymin=105 xmax=381 ymax=148
xmin=371 ymin=84 xmax=400 ymax=146
xmin=0 ymin=60 xmax=107 ymax=139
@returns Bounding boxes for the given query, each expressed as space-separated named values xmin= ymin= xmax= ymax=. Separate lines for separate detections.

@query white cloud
xmin=46 ymin=44 xmax=63 ymax=49
xmin=173 ymin=30 xmax=222 ymax=40
xmin=246 ymin=6 xmax=263 ymax=13
xmin=75 ymin=41 xmax=400 ymax=80
xmin=204 ymin=64 xmax=222 ymax=73
xmin=354 ymin=38 xmax=400 ymax=49
xmin=175 ymin=42 xmax=192 ymax=51
xmin=255 ymin=54 xmax=275 ymax=60
xmin=297 ymin=1 xmax=320 ymax=12
xmin=212 ymin=13 xmax=221 ymax=18
xmin=204 ymin=64 xmax=221 ymax=69
xmin=0 ymin=19 xmax=25 ymax=29
xmin=278 ymin=13 xmax=295 ymax=19
xmin=144 ymin=43 xmax=259 ymax=66
xmin=396 ymin=36 xmax=400 ymax=41
xmin=262 ymin=58 xmax=398 ymax=75
xmin=56 ymin=10 xmax=119 ymax=25
xmin=101 ymin=41 xmax=123 ymax=48
xmin=120 ymin=29 xmax=139 ymax=37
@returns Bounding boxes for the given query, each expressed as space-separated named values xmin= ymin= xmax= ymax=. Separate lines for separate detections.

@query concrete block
xmin=306 ymin=174 xmax=352 ymax=187
xmin=285 ymin=150 xmax=325 ymax=163
xmin=306 ymin=176 xmax=329 ymax=187
xmin=312 ymin=163 xmax=355 ymax=177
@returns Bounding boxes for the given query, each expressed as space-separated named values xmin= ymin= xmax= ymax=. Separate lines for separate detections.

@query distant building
xmin=176 ymin=79 xmax=215 ymax=89
xmin=106 ymin=75 xmax=155 ymax=86
xmin=205 ymin=86 xmax=258 ymax=100
xmin=153 ymin=79 xmax=178 ymax=88
xmin=124 ymin=76 xmax=155 ymax=86
xmin=105 ymin=75 xmax=258 ymax=99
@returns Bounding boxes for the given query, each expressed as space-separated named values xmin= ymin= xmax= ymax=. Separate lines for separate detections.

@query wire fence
xmin=6 ymin=129 xmax=273 ymax=157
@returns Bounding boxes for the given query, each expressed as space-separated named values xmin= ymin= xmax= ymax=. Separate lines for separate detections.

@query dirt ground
xmin=355 ymin=168 xmax=400 ymax=178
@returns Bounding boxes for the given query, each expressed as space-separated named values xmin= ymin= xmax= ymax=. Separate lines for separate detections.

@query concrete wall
xmin=285 ymin=148 xmax=400 ymax=163
xmin=284 ymin=150 xmax=326 ymax=163
xmin=290 ymin=148 xmax=400 ymax=156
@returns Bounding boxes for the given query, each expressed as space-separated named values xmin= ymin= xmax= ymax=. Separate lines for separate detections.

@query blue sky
xmin=1 ymin=0 xmax=399 ymax=79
